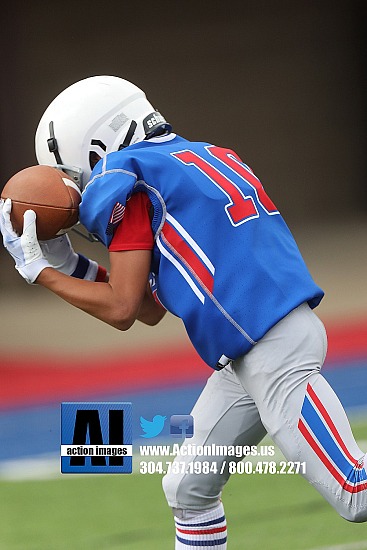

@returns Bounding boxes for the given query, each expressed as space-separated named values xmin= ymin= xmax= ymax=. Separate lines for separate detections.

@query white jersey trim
xmin=166 ymin=212 xmax=215 ymax=275
xmin=157 ymin=235 xmax=205 ymax=304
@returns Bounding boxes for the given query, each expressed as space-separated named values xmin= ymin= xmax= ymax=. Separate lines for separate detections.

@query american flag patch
xmin=106 ymin=202 xmax=125 ymax=235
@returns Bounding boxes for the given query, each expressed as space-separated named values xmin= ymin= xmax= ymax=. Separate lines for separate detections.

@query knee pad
xmin=162 ymin=468 xmax=222 ymax=510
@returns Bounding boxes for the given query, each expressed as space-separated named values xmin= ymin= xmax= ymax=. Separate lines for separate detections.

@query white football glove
xmin=39 ymin=234 xmax=99 ymax=281
xmin=0 ymin=198 xmax=50 ymax=284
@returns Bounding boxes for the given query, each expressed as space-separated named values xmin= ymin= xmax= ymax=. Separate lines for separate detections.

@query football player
xmin=1 ymin=76 xmax=366 ymax=548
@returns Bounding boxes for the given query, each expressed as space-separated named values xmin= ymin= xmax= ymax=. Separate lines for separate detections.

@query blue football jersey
xmin=80 ymin=133 xmax=324 ymax=369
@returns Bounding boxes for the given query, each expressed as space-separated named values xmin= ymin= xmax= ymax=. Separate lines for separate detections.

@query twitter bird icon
xmin=140 ymin=415 xmax=167 ymax=438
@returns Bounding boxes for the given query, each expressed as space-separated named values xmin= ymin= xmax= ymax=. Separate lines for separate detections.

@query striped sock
xmin=174 ymin=502 xmax=227 ymax=548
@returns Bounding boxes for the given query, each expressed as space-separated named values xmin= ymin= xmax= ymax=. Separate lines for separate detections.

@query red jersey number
xmin=172 ymin=146 xmax=278 ymax=226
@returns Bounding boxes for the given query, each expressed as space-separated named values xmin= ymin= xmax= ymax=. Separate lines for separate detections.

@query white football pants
xmin=163 ymin=303 xmax=367 ymax=522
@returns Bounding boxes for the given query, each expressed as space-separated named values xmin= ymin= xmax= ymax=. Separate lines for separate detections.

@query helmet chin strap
xmin=46 ymin=120 xmax=83 ymax=189
xmin=71 ymin=224 xmax=100 ymax=243
xmin=118 ymin=120 xmax=137 ymax=150
xmin=47 ymin=121 xmax=63 ymax=165
xmin=45 ymin=120 xmax=99 ymax=243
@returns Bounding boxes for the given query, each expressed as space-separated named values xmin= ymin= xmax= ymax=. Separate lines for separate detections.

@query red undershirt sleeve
xmin=108 ymin=192 xmax=154 ymax=252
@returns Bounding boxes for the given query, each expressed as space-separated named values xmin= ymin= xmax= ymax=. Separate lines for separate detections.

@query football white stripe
xmin=63 ymin=179 xmax=82 ymax=198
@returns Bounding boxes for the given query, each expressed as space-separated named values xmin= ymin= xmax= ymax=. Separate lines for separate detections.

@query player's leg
xmin=162 ymin=364 xmax=267 ymax=549
xmin=233 ymin=302 xmax=367 ymax=522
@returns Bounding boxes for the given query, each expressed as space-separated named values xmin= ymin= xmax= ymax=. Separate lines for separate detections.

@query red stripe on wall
xmin=0 ymin=345 xmax=208 ymax=410
xmin=325 ymin=319 xmax=367 ymax=364
xmin=1 ymin=319 xmax=366 ymax=410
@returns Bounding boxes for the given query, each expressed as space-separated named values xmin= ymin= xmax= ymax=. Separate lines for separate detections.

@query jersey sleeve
xmin=108 ymin=192 xmax=154 ymax=251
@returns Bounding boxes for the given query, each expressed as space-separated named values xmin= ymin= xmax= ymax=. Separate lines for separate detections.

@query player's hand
xmin=40 ymin=233 xmax=82 ymax=275
xmin=0 ymin=198 xmax=50 ymax=284
xmin=40 ymin=233 xmax=100 ymax=281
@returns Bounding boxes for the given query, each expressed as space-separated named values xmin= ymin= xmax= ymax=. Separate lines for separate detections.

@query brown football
xmin=1 ymin=165 xmax=81 ymax=240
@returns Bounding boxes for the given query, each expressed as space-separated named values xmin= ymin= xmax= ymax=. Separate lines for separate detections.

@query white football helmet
xmin=35 ymin=75 xmax=172 ymax=190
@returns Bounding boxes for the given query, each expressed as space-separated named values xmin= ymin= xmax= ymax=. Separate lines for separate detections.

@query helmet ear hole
xmin=89 ymin=151 xmax=102 ymax=170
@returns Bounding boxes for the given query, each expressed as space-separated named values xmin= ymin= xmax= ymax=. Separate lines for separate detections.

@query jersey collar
xmin=146 ymin=132 xmax=177 ymax=144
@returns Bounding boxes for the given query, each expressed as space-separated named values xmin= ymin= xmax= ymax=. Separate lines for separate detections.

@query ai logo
xmin=61 ymin=402 xmax=132 ymax=474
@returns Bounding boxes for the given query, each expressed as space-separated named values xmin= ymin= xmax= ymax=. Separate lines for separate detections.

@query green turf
xmin=0 ymin=475 xmax=172 ymax=550
xmin=1 ymin=421 xmax=367 ymax=549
